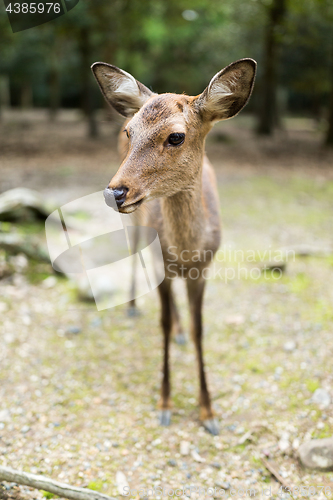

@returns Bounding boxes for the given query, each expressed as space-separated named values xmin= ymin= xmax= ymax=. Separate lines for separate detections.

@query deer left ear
xmin=91 ymin=62 xmax=154 ymax=117
xmin=196 ymin=58 xmax=257 ymax=122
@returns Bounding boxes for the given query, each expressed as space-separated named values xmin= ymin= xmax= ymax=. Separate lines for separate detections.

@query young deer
xmin=92 ymin=59 xmax=256 ymax=435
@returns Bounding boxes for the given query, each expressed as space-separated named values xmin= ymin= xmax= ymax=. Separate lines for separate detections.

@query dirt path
xmin=1 ymin=111 xmax=333 ymax=499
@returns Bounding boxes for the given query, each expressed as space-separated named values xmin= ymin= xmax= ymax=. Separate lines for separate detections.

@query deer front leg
xmin=158 ymin=279 xmax=172 ymax=426
xmin=187 ymin=277 xmax=219 ymax=435
xmin=170 ymin=286 xmax=186 ymax=345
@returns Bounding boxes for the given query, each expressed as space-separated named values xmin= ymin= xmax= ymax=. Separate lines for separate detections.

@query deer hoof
xmin=203 ymin=418 xmax=219 ymax=436
xmin=159 ymin=409 xmax=171 ymax=427
xmin=174 ymin=332 xmax=187 ymax=345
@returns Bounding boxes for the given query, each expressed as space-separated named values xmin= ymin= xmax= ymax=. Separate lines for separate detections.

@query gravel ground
xmin=1 ymin=111 xmax=333 ymax=499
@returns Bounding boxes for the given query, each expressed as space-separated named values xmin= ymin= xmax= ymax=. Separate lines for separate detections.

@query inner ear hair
xmin=196 ymin=58 xmax=257 ymax=122
xmin=91 ymin=62 xmax=153 ymax=117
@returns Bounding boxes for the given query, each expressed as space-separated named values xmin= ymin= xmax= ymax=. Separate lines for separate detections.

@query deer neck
xmin=161 ymin=173 xmax=205 ymax=254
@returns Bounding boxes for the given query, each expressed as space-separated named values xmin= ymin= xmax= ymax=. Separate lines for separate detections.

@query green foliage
xmin=87 ymin=480 xmax=104 ymax=491
xmin=0 ymin=0 xmax=332 ymax=118
xmin=42 ymin=491 xmax=55 ymax=499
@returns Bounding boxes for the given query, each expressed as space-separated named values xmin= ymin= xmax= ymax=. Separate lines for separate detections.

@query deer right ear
xmin=91 ymin=62 xmax=154 ymax=117
xmin=195 ymin=58 xmax=257 ymax=122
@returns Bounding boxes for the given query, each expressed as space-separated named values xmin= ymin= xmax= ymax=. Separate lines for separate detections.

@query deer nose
xmin=103 ymin=186 xmax=128 ymax=209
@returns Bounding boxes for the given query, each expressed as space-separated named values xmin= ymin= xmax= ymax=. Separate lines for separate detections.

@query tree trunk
xmin=257 ymin=0 xmax=286 ymax=135
xmin=21 ymin=82 xmax=33 ymax=109
xmin=79 ymin=27 xmax=98 ymax=138
xmin=325 ymin=37 xmax=333 ymax=146
xmin=0 ymin=75 xmax=11 ymax=120
xmin=49 ymin=67 xmax=60 ymax=121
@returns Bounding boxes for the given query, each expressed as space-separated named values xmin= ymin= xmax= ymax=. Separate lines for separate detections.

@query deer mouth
xmin=119 ymin=197 xmax=144 ymax=214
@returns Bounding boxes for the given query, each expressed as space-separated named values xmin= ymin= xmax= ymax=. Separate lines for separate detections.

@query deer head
xmin=92 ymin=59 xmax=256 ymax=213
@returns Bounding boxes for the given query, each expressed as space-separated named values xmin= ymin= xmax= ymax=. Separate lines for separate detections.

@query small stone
xmin=167 ymin=459 xmax=177 ymax=467
xmin=0 ymin=409 xmax=11 ymax=422
xmin=283 ymin=340 xmax=296 ymax=352
xmin=91 ymin=317 xmax=102 ymax=327
xmin=66 ymin=326 xmax=81 ymax=335
xmin=298 ymin=438 xmax=333 ymax=471
xmin=278 ymin=438 xmax=290 ymax=453
xmin=191 ymin=450 xmax=205 ymax=463
xmin=112 ymin=442 xmax=119 ymax=448
xmin=225 ymin=314 xmax=245 ymax=326
xmin=180 ymin=440 xmax=190 ymax=456
xmin=43 ymin=276 xmax=57 ymax=288
xmin=292 ymin=438 xmax=300 ymax=450
xmin=211 ymin=462 xmax=221 ymax=469
xmin=311 ymin=388 xmax=331 ymax=408
xmin=152 ymin=438 xmax=162 ymax=446
xmin=21 ymin=425 xmax=30 ymax=433
xmin=116 ymin=471 xmax=129 ymax=496
xmin=0 ymin=302 xmax=8 ymax=312
xmin=238 ymin=431 xmax=252 ymax=444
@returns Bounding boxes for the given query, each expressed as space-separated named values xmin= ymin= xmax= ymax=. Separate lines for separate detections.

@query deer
xmin=91 ymin=58 xmax=256 ymax=435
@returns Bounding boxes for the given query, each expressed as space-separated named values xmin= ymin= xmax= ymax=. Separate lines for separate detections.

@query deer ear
xmin=196 ymin=58 xmax=257 ymax=122
xmin=91 ymin=62 xmax=154 ymax=117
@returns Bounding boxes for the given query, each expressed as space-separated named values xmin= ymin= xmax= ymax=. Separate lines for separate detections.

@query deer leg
xmin=187 ymin=277 xmax=218 ymax=435
xmin=158 ymin=279 xmax=172 ymax=426
xmin=170 ymin=287 xmax=186 ymax=345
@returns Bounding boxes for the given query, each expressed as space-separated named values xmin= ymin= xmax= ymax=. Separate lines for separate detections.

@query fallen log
xmin=0 ymin=466 xmax=117 ymax=500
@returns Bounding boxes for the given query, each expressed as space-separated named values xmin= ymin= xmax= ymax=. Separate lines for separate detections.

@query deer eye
xmin=168 ymin=133 xmax=185 ymax=146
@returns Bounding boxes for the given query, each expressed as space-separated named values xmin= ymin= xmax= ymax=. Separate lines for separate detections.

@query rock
xmin=191 ymin=450 xmax=205 ymax=463
xmin=20 ymin=425 xmax=30 ymax=433
xmin=0 ymin=233 xmax=49 ymax=261
xmin=225 ymin=314 xmax=245 ymax=326
xmin=75 ymin=273 xmax=118 ymax=302
xmin=211 ymin=462 xmax=221 ymax=469
xmin=311 ymin=388 xmax=331 ymax=408
xmin=283 ymin=340 xmax=296 ymax=352
xmin=238 ymin=431 xmax=253 ymax=444
xmin=298 ymin=438 xmax=333 ymax=471
xmin=180 ymin=440 xmax=190 ymax=456
xmin=278 ymin=432 xmax=291 ymax=453
xmin=0 ymin=188 xmax=51 ymax=221
xmin=9 ymin=253 xmax=28 ymax=272
xmin=279 ymin=244 xmax=333 ymax=258
xmin=116 ymin=471 xmax=129 ymax=496
xmin=278 ymin=438 xmax=290 ymax=453
xmin=66 ymin=326 xmax=81 ymax=335
xmin=292 ymin=438 xmax=300 ymax=450
xmin=262 ymin=262 xmax=286 ymax=273
xmin=220 ymin=482 xmax=231 ymax=490
xmin=167 ymin=459 xmax=177 ymax=467
xmin=42 ymin=276 xmax=57 ymax=288
xmin=0 ymin=409 xmax=11 ymax=422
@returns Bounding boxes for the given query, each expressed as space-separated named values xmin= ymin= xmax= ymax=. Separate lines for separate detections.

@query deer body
xmin=92 ymin=60 xmax=256 ymax=434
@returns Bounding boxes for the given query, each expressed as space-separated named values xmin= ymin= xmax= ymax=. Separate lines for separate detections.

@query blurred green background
xmin=0 ymin=0 xmax=333 ymax=142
